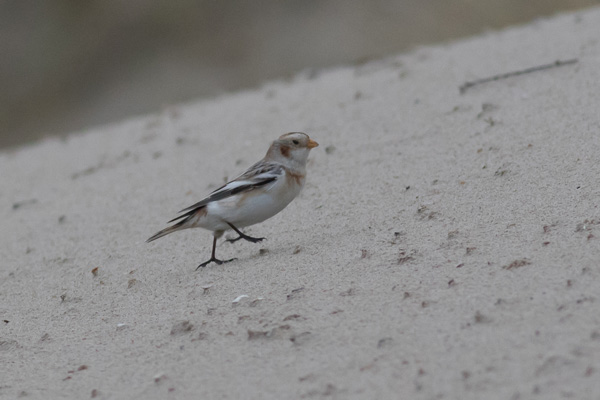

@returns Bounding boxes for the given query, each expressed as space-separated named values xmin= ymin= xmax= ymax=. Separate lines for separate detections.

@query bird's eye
xmin=292 ymin=140 xmax=299 ymax=145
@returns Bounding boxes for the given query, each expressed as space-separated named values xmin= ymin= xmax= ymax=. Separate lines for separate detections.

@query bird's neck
xmin=265 ymin=146 xmax=307 ymax=173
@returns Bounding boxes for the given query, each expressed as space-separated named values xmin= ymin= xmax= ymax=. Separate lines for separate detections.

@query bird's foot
xmin=226 ymin=233 xmax=265 ymax=244
xmin=225 ymin=222 xmax=265 ymax=244
xmin=195 ymin=257 xmax=237 ymax=270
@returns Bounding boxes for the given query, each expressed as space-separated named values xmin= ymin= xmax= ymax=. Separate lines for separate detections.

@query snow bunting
xmin=147 ymin=132 xmax=318 ymax=270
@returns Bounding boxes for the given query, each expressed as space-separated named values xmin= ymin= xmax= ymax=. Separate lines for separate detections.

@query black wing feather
xmin=167 ymin=175 xmax=278 ymax=224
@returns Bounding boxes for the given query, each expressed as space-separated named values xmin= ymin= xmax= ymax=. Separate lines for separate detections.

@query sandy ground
xmin=2 ymin=7 xmax=600 ymax=400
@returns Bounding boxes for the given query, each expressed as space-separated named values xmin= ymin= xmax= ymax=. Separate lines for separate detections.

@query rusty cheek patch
xmin=280 ymin=146 xmax=290 ymax=158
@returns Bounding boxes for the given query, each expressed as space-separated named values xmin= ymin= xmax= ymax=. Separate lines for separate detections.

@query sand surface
xmin=2 ymin=7 xmax=600 ymax=400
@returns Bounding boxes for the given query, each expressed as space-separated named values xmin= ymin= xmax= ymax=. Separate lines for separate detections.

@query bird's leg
xmin=196 ymin=235 xmax=236 ymax=270
xmin=225 ymin=222 xmax=265 ymax=244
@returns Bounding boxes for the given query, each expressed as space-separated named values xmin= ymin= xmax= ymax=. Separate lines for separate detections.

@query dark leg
xmin=225 ymin=222 xmax=265 ymax=244
xmin=196 ymin=235 xmax=236 ymax=270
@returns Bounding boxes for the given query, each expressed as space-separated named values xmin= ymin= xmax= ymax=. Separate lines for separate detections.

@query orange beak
xmin=307 ymin=139 xmax=319 ymax=149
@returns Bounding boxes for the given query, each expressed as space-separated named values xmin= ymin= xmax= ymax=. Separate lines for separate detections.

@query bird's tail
xmin=146 ymin=219 xmax=187 ymax=243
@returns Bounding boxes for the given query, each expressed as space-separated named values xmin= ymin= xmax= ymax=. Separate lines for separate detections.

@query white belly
xmin=194 ymin=176 xmax=303 ymax=232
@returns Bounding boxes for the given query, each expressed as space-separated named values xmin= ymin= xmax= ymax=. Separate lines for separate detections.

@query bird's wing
xmin=168 ymin=161 xmax=283 ymax=223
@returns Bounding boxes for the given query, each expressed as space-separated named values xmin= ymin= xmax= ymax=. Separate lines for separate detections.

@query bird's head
xmin=266 ymin=132 xmax=318 ymax=167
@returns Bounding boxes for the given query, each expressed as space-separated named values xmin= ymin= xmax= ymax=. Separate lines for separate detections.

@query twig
xmin=459 ymin=59 xmax=578 ymax=94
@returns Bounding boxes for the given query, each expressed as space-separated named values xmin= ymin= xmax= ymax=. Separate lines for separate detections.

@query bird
xmin=147 ymin=132 xmax=319 ymax=270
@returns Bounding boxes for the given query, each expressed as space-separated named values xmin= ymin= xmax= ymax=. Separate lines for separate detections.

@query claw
xmin=246 ymin=236 xmax=265 ymax=243
xmin=227 ymin=234 xmax=264 ymax=244
xmin=196 ymin=257 xmax=236 ymax=271
xmin=225 ymin=222 xmax=266 ymax=244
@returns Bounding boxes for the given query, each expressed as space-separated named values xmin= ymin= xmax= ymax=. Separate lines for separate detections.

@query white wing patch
xmin=168 ymin=162 xmax=284 ymax=223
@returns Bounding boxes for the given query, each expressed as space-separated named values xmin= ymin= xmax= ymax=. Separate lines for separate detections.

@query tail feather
xmin=146 ymin=219 xmax=187 ymax=243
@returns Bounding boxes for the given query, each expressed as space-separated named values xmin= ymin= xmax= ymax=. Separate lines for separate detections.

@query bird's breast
xmin=209 ymin=171 xmax=304 ymax=228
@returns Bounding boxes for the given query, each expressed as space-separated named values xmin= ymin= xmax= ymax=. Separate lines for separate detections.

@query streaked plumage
xmin=147 ymin=132 xmax=318 ymax=269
